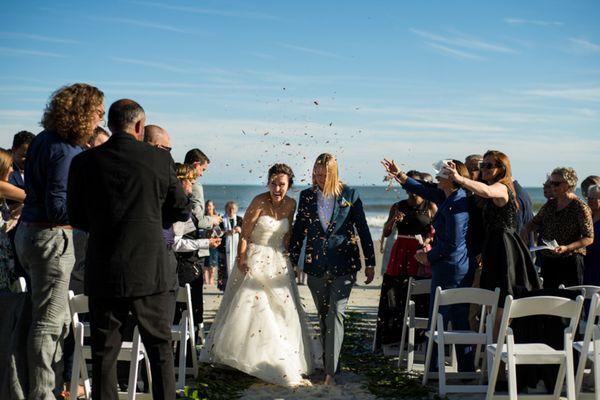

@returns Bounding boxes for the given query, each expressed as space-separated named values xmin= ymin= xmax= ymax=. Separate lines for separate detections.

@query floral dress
xmin=0 ymin=200 xmax=15 ymax=291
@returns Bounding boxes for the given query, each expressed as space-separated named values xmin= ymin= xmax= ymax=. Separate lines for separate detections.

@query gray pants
xmin=15 ymin=224 xmax=75 ymax=400
xmin=307 ymin=272 xmax=355 ymax=376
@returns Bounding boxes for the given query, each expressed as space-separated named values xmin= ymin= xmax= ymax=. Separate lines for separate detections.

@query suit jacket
xmin=289 ymin=185 xmax=375 ymax=277
xmin=190 ymin=181 xmax=214 ymax=230
xmin=402 ymin=177 xmax=470 ymax=281
xmin=67 ymin=132 xmax=191 ymax=298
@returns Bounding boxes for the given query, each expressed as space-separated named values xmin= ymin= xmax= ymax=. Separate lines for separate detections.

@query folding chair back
xmin=488 ymin=294 xmax=584 ymax=400
xmin=423 ymin=286 xmax=500 ymax=396
xmin=560 ymin=285 xmax=600 ymax=299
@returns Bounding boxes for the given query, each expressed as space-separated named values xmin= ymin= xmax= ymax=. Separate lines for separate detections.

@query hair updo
xmin=268 ymin=163 xmax=294 ymax=187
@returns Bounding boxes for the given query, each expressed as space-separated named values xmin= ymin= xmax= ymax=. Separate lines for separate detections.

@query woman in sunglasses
xmin=444 ymin=150 xmax=541 ymax=330
xmin=522 ymin=167 xmax=594 ymax=288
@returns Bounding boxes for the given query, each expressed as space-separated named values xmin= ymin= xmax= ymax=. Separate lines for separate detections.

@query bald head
xmin=144 ymin=124 xmax=171 ymax=150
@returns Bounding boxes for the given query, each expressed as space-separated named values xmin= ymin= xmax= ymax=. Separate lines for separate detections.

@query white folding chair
xmin=68 ymin=291 xmax=152 ymax=400
xmin=574 ymin=292 xmax=600 ymax=399
xmin=172 ymin=283 xmax=198 ymax=390
xmin=560 ymin=285 xmax=600 ymax=335
xmin=487 ymin=294 xmax=584 ymax=400
xmin=423 ymin=286 xmax=500 ymax=396
xmin=398 ymin=277 xmax=431 ymax=370
xmin=13 ymin=276 xmax=27 ymax=293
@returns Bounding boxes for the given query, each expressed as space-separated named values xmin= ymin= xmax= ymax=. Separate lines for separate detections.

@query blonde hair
xmin=41 ymin=83 xmax=104 ymax=146
xmin=312 ymin=153 xmax=343 ymax=198
xmin=0 ymin=148 xmax=12 ymax=181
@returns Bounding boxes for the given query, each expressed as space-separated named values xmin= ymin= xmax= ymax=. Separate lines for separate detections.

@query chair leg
xmin=565 ymin=346 xmax=577 ymax=400
xmin=422 ymin=331 xmax=434 ymax=385
xmin=129 ymin=328 xmax=142 ymax=400
xmin=575 ymin=347 xmax=587 ymax=395
xmin=71 ymin=325 xmax=82 ymax=400
xmin=485 ymin=349 xmax=501 ymax=400
xmin=552 ymin=360 xmax=566 ymax=400
xmin=437 ymin=336 xmax=446 ymax=396
xmin=144 ymin=350 xmax=153 ymax=399
xmin=398 ymin=319 xmax=408 ymax=369
xmin=594 ymin=354 xmax=600 ymax=400
xmin=177 ymin=316 xmax=188 ymax=390
xmin=407 ymin=326 xmax=415 ymax=372
xmin=507 ymin=355 xmax=518 ymax=400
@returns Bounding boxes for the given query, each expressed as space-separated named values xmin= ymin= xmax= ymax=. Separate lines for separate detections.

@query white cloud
xmin=569 ymin=38 xmax=600 ymax=53
xmin=504 ymin=18 xmax=564 ymax=27
xmin=277 ymin=43 xmax=346 ymax=60
xmin=424 ymin=42 xmax=483 ymax=60
xmin=410 ymin=28 xmax=516 ymax=54
xmin=92 ymin=17 xmax=195 ymax=34
xmin=0 ymin=46 xmax=67 ymax=58
xmin=522 ymin=87 xmax=600 ymax=102
xmin=0 ymin=31 xmax=81 ymax=44
xmin=131 ymin=1 xmax=280 ymax=21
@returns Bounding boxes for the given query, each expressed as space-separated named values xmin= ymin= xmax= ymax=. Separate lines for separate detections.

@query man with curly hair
xmin=15 ymin=83 xmax=104 ymax=399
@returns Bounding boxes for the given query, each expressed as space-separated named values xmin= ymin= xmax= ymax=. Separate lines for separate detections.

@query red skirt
xmin=386 ymin=236 xmax=423 ymax=277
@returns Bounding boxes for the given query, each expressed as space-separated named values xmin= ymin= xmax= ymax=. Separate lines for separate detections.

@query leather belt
xmin=22 ymin=222 xmax=73 ymax=230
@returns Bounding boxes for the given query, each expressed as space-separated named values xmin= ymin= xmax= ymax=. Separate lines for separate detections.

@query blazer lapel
xmin=327 ymin=187 xmax=349 ymax=236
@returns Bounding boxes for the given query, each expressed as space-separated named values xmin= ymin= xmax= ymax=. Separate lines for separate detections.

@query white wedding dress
xmin=199 ymin=215 xmax=321 ymax=386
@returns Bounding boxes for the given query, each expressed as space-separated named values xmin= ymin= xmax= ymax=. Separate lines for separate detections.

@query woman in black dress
xmin=374 ymin=171 xmax=437 ymax=351
xmin=445 ymin=150 xmax=540 ymax=334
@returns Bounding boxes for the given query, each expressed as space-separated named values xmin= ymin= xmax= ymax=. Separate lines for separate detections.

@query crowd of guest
xmin=377 ymin=152 xmax=598 ymax=366
xmin=0 ymin=84 xmax=243 ymax=399
xmin=0 ymin=81 xmax=598 ymax=397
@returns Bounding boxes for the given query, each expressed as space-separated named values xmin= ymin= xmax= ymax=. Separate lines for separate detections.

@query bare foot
xmin=324 ymin=374 xmax=335 ymax=386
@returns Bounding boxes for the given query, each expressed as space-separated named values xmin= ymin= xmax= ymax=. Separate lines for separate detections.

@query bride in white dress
xmin=200 ymin=164 xmax=321 ymax=386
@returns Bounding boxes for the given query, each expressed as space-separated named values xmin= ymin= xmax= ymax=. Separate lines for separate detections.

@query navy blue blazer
xmin=402 ymin=177 xmax=469 ymax=280
xmin=289 ymin=185 xmax=376 ymax=277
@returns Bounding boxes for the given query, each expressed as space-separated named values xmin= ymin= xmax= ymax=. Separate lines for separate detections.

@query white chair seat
xmin=488 ymin=343 xmax=566 ymax=364
xmin=427 ymin=330 xmax=488 ymax=345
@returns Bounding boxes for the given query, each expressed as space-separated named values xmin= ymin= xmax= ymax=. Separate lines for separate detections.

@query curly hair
xmin=551 ymin=167 xmax=578 ymax=192
xmin=268 ymin=163 xmax=295 ymax=187
xmin=41 ymin=83 xmax=104 ymax=146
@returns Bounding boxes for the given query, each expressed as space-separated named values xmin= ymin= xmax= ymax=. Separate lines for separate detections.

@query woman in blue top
xmin=382 ymin=157 xmax=473 ymax=371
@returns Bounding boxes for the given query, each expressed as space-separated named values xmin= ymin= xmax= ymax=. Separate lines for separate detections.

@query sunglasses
xmin=548 ymin=180 xmax=565 ymax=187
xmin=479 ymin=162 xmax=500 ymax=170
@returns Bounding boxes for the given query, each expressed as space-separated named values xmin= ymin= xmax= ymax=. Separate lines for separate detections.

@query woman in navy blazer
xmin=382 ymin=158 xmax=474 ymax=371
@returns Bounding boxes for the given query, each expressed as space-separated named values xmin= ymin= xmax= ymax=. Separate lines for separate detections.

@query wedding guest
xmin=172 ymin=163 xmax=220 ymax=330
xmin=15 ymin=83 xmax=104 ymax=399
xmin=144 ymin=124 xmax=171 ymax=151
xmin=446 ymin=150 xmax=541 ymax=333
xmin=522 ymin=167 xmax=594 ymax=288
xmin=382 ymin=158 xmax=474 ymax=371
xmin=465 ymin=154 xmax=483 ymax=181
xmin=67 ymin=99 xmax=191 ymax=399
xmin=9 ymin=130 xmax=35 ymax=190
xmin=374 ymin=170 xmax=436 ymax=350
xmin=582 ymin=175 xmax=600 ymax=199
xmin=184 ymin=149 xmax=221 ymax=230
xmin=86 ymin=126 xmax=109 ymax=148
xmin=583 ymin=185 xmax=600 ymax=285
xmin=202 ymin=200 xmax=220 ymax=286
xmin=0 ymin=148 xmax=26 ymax=291
xmin=217 ymin=201 xmax=243 ymax=291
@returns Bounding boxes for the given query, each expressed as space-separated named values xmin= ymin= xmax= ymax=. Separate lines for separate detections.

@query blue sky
xmin=1 ymin=0 xmax=599 ymax=186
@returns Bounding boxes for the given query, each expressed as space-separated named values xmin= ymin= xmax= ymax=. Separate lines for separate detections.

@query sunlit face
xmin=269 ymin=173 xmax=290 ymax=201
xmin=181 ymin=178 xmax=196 ymax=195
xmin=194 ymin=161 xmax=208 ymax=178
xmin=206 ymin=201 xmax=215 ymax=215
xmin=466 ymin=158 xmax=482 ymax=181
xmin=480 ymin=155 xmax=501 ymax=183
xmin=436 ymin=176 xmax=453 ymax=191
xmin=12 ymin=143 xmax=29 ymax=170
xmin=226 ymin=204 xmax=238 ymax=217
xmin=92 ymin=104 xmax=105 ymax=131
xmin=587 ymin=192 xmax=600 ymax=212
xmin=313 ymin=165 xmax=327 ymax=190
xmin=549 ymin=173 xmax=569 ymax=198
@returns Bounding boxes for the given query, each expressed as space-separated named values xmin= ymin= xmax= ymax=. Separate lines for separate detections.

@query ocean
xmin=203 ymin=185 xmax=565 ymax=239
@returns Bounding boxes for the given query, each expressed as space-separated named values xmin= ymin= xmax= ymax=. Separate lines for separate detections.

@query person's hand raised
xmin=209 ymin=237 xmax=222 ymax=248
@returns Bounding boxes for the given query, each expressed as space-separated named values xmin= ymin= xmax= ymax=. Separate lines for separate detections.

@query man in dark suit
xmin=289 ymin=153 xmax=375 ymax=385
xmin=67 ymin=99 xmax=191 ymax=399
